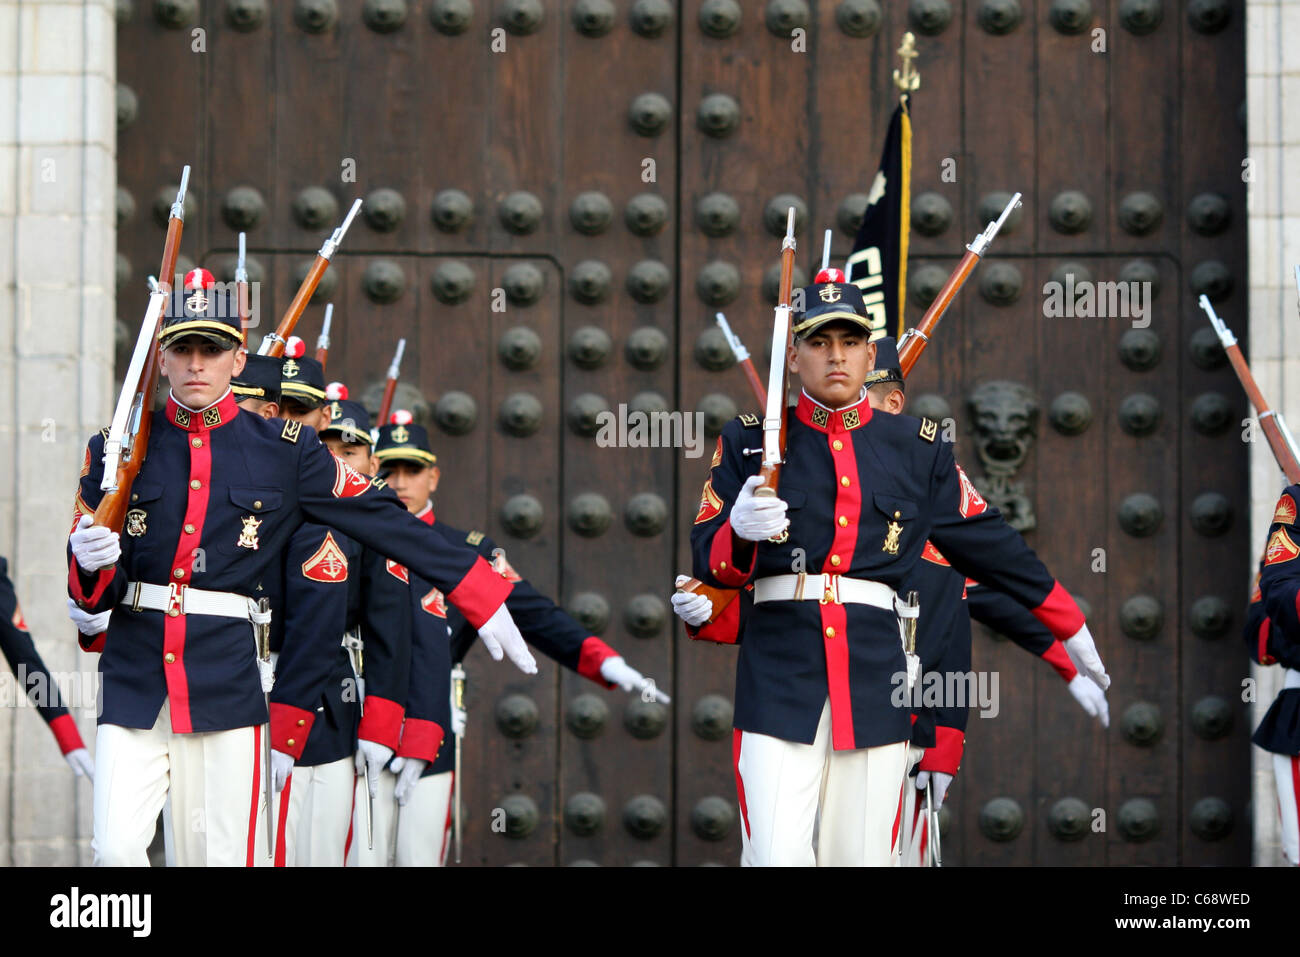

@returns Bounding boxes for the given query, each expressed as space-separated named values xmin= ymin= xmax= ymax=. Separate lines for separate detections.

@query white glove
xmin=392 ymin=757 xmax=428 ymax=806
xmin=65 ymin=748 xmax=94 ymax=778
xmin=915 ymin=770 xmax=954 ymax=809
xmin=271 ymin=750 xmax=295 ymax=793
xmin=69 ymin=514 xmax=120 ymax=572
xmin=1066 ymin=674 xmax=1110 ymax=727
xmin=476 ymin=605 xmax=537 ymax=675
xmin=600 ymin=656 xmax=671 ymax=704
xmin=66 ymin=598 xmax=110 ymax=636
xmin=728 ymin=475 xmax=789 ymax=542
xmin=1064 ymin=624 xmax=1110 ymax=691
xmin=355 ymin=739 xmax=394 ymax=798
xmin=671 ymin=575 xmax=712 ymax=626
xmin=449 ymin=684 xmax=467 ymax=737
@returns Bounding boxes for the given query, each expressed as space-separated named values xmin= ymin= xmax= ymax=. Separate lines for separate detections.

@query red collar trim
xmin=165 ymin=390 xmax=240 ymax=432
xmin=794 ymin=390 xmax=872 ymax=434
xmin=415 ymin=502 xmax=435 ymax=525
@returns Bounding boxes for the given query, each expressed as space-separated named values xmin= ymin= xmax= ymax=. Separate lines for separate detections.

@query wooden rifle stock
xmin=94 ymin=168 xmax=190 ymax=533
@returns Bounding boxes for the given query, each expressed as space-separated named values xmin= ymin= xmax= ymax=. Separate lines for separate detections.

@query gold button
xmin=296 ymin=719 xmax=305 ymax=727
xmin=184 ymin=523 xmax=195 ymax=534
xmin=825 ymin=627 xmax=835 ymax=638
xmin=190 ymin=479 xmax=201 ymax=490
xmin=838 ymin=516 xmax=848 ymax=527
xmin=720 ymin=561 xmax=727 ymax=570
xmin=173 ymin=568 xmax=184 ymax=579
xmin=254 ymin=500 xmax=262 ymax=510
xmin=167 ymin=609 xmax=179 ymax=618
xmin=287 ymin=738 xmax=296 ymax=748
xmin=840 ymin=476 xmax=850 ymax=487
xmin=831 ymin=555 xmax=841 ymax=567
xmin=164 ymin=653 xmax=175 ymax=663
xmin=832 ymin=440 xmax=843 ymax=451
xmin=191 ymin=437 xmax=202 ymax=448
xmin=894 ymin=511 xmax=901 ymax=519
xmin=131 ymin=493 xmax=138 ymax=502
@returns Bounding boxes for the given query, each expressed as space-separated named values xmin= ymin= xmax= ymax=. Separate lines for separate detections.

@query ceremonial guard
xmin=67 ymin=271 xmax=534 ymax=866
xmin=352 ymin=415 xmax=669 ymax=866
xmin=689 ymin=279 xmax=1108 ymax=866
xmin=1 ymin=558 xmax=94 ymax=776
xmin=1250 ymin=497 xmax=1300 ymax=865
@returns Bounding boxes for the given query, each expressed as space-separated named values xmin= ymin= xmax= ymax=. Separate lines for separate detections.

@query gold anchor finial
xmin=894 ymin=31 xmax=921 ymax=96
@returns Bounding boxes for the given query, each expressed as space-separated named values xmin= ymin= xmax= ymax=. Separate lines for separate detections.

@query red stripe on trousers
xmin=732 ymin=730 xmax=750 ymax=839
xmin=891 ymin=781 xmax=904 ymax=851
xmin=1292 ymin=757 xmax=1300 ymax=867
xmin=439 ymin=771 xmax=455 ymax=866
xmin=274 ymin=771 xmax=293 ymax=867
xmin=246 ymin=725 xmax=261 ymax=867
xmin=344 ymin=778 xmax=356 ymax=865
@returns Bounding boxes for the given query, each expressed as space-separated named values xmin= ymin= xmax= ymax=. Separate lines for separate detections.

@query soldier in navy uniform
xmin=67 ymin=269 xmax=535 ymax=866
xmin=1249 ymin=496 xmax=1300 ymax=865
xmin=689 ymin=280 xmax=1109 ymax=866
xmin=354 ymin=415 xmax=670 ymax=866
xmin=1 ymin=558 xmax=95 ymax=776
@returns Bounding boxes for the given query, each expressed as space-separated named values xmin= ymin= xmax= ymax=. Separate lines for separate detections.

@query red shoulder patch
xmin=490 ymin=548 xmax=523 ymax=584
xmin=331 ymin=456 xmax=374 ymax=499
xmin=80 ymin=446 xmax=91 ymax=478
xmin=420 ymin=586 xmax=448 ymax=618
xmin=694 ymin=478 xmax=723 ymax=525
xmin=386 ymin=559 xmax=409 ymax=584
xmin=710 ymin=437 xmax=723 ymax=469
xmin=956 ymin=465 xmax=987 ymax=518
xmin=921 ymin=540 xmax=950 ymax=566
xmin=1265 ymin=527 xmax=1300 ymax=566
xmin=302 ymin=532 xmax=349 ymax=583
xmin=1274 ymin=494 xmax=1297 ymax=526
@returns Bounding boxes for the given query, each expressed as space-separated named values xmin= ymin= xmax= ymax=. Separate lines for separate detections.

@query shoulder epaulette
xmin=98 ymin=427 xmax=111 ymax=441
xmin=918 ymin=417 xmax=938 ymax=443
xmin=467 ymin=530 xmax=485 ymax=546
xmin=281 ymin=420 xmax=301 ymax=444
xmin=738 ymin=413 xmax=760 ymax=428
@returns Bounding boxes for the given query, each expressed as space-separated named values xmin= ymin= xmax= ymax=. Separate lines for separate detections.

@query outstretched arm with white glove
xmin=477 ymin=604 xmax=537 ymax=675
xmin=1066 ymin=674 xmax=1110 ymax=727
xmin=600 ymin=656 xmax=671 ymax=704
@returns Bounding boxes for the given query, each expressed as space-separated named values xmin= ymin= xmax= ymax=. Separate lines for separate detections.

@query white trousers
xmin=279 ymin=756 xmax=355 ymax=867
xmin=1274 ymin=752 xmax=1299 ymax=866
xmin=95 ymin=700 xmax=270 ymax=866
xmin=735 ymin=700 xmax=908 ymax=866
xmin=347 ymin=768 xmax=454 ymax=867
xmin=898 ymin=748 xmax=932 ymax=868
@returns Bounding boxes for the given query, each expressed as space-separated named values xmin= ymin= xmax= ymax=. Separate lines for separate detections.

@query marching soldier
xmin=689 ymin=279 xmax=1108 ymax=866
xmin=67 ymin=271 xmax=535 ymax=866
xmin=353 ymin=414 xmax=669 ymax=866
xmin=1249 ymin=504 xmax=1300 ymax=865
xmin=0 ymin=557 xmax=95 ymax=776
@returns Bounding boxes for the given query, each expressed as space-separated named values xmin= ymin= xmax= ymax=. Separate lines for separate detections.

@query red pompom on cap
xmin=285 ymin=336 xmax=306 ymax=359
xmin=814 ymin=267 xmax=846 ymax=284
xmin=390 ymin=409 xmax=414 ymax=425
xmin=325 ymin=381 xmax=349 ymax=400
xmin=184 ymin=267 xmax=216 ymax=291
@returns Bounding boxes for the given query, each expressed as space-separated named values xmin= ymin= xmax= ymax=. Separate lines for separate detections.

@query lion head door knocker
xmin=966 ymin=380 xmax=1039 ymax=532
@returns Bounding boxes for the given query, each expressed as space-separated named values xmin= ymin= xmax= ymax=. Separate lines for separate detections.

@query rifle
xmin=96 ymin=167 xmax=191 ymax=533
xmin=716 ymin=313 xmax=767 ymax=408
xmin=375 ymin=338 xmax=407 ymax=427
xmin=756 ymin=207 xmax=798 ymax=497
xmin=897 ymin=191 xmax=1020 ymax=376
xmin=316 ymin=303 xmax=333 ymax=371
xmin=258 ymin=198 xmax=361 ymax=357
xmin=1199 ymin=294 xmax=1300 ymax=483
xmin=235 ymin=232 xmax=251 ymax=346
xmin=254 ymin=597 xmax=274 ymax=860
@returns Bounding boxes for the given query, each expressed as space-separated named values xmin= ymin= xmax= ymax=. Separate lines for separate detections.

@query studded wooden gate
xmin=114 ymin=0 xmax=1248 ymax=865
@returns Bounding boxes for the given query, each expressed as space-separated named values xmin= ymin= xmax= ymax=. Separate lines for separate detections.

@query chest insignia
xmin=882 ymin=515 xmax=904 ymax=556
xmin=237 ymin=515 xmax=262 ymax=550
xmin=125 ymin=509 xmax=148 ymax=538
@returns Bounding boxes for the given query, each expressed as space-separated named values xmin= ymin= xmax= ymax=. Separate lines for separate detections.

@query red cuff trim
xmin=1031 ymin=581 xmax=1087 ymax=640
xmin=270 ymin=703 xmax=316 ymax=761
xmin=577 ymin=636 xmax=620 ymax=686
xmin=357 ymin=695 xmax=405 ymax=752
xmin=1040 ymin=640 xmax=1078 ymax=682
xmin=397 ymin=717 xmax=445 ymax=762
xmin=48 ymin=714 xmax=84 ymax=755
xmin=919 ymin=726 xmax=964 ymax=776
xmin=78 ymin=630 xmax=106 ymax=654
xmin=686 ymin=593 xmax=742 ymax=645
xmin=68 ymin=556 xmax=115 ymax=609
xmin=707 ymin=519 xmax=757 ymax=587
xmin=1259 ymin=617 xmax=1278 ymax=666
xmin=447 ymin=556 xmax=514 ymax=631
